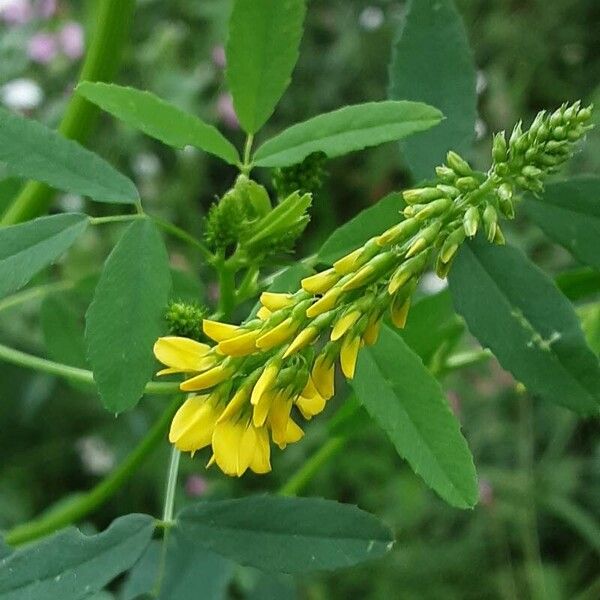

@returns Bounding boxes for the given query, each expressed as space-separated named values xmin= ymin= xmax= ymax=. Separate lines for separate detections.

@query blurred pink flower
xmin=478 ymin=479 xmax=494 ymax=507
xmin=59 ymin=21 xmax=84 ymax=60
xmin=37 ymin=0 xmax=56 ymax=18
xmin=28 ymin=31 xmax=58 ymax=64
xmin=185 ymin=474 xmax=208 ymax=498
xmin=211 ymin=45 xmax=226 ymax=69
xmin=0 ymin=0 xmax=33 ymax=25
xmin=216 ymin=93 xmax=239 ymax=129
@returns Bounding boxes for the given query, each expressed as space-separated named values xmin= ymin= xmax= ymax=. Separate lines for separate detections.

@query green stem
xmin=0 ymin=281 xmax=74 ymax=314
xmin=279 ymin=436 xmax=348 ymax=496
xmin=152 ymin=216 xmax=213 ymax=261
xmin=162 ymin=447 xmax=181 ymax=523
xmin=4 ymin=396 xmax=181 ymax=547
xmin=217 ymin=263 xmax=237 ymax=320
xmin=240 ymin=134 xmax=254 ymax=175
xmin=0 ymin=343 xmax=180 ymax=395
xmin=1 ymin=0 xmax=136 ymax=225
xmin=90 ymin=214 xmax=142 ymax=226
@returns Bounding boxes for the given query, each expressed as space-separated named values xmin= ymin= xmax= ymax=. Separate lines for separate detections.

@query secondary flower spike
xmin=154 ymin=102 xmax=592 ymax=477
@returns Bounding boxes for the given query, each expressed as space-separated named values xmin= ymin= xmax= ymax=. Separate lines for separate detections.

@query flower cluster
xmin=155 ymin=102 xmax=592 ymax=477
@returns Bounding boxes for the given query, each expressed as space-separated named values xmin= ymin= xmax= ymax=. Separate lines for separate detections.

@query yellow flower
xmin=256 ymin=306 xmax=272 ymax=320
xmin=250 ymin=426 xmax=272 ymax=474
xmin=169 ymin=395 xmax=220 ymax=452
xmin=153 ymin=337 xmax=212 ymax=375
xmin=217 ymin=329 xmax=260 ymax=357
xmin=312 ymin=353 xmax=335 ymax=400
xmin=203 ymin=319 xmax=240 ymax=342
xmin=217 ymin=384 xmax=250 ymax=423
xmin=251 ymin=361 xmax=280 ymax=405
xmin=260 ymin=291 xmax=295 ymax=311
xmin=362 ymin=316 xmax=381 ymax=346
xmin=283 ymin=326 xmax=319 ymax=358
xmin=252 ymin=388 xmax=277 ymax=427
xmin=333 ymin=248 xmax=362 ymax=274
xmin=268 ymin=391 xmax=293 ymax=448
xmin=301 ymin=268 xmax=340 ymax=294
xmin=388 ymin=267 xmax=411 ymax=295
xmin=306 ymin=287 xmax=342 ymax=318
xmin=341 ymin=264 xmax=376 ymax=291
xmin=390 ymin=294 xmax=411 ymax=328
xmin=256 ymin=317 xmax=297 ymax=349
xmin=212 ymin=418 xmax=263 ymax=477
xmin=296 ymin=378 xmax=326 ymax=419
xmin=331 ymin=310 xmax=361 ymax=341
xmin=180 ymin=363 xmax=232 ymax=392
xmin=340 ymin=335 xmax=361 ymax=379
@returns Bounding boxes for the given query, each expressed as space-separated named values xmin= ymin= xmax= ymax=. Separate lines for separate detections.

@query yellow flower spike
xmin=333 ymin=248 xmax=362 ymax=275
xmin=257 ymin=306 xmax=272 ymax=321
xmin=153 ymin=337 xmax=211 ymax=373
xmin=283 ymin=326 xmax=319 ymax=358
xmin=180 ymin=363 xmax=232 ymax=392
xmin=212 ymin=418 xmax=255 ymax=477
xmin=250 ymin=426 xmax=272 ymax=474
xmin=253 ymin=388 xmax=277 ymax=427
xmin=169 ymin=395 xmax=219 ymax=452
xmin=312 ymin=354 xmax=335 ymax=400
xmin=301 ymin=268 xmax=340 ymax=294
xmin=340 ymin=335 xmax=361 ymax=379
xmin=388 ymin=268 xmax=411 ymax=295
xmin=217 ymin=385 xmax=251 ymax=423
xmin=260 ymin=291 xmax=295 ymax=311
xmin=362 ymin=317 xmax=381 ymax=346
xmin=217 ymin=329 xmax=260 ymax=357
xmin=391 ymin=295 xmax=411 ymax=329
xmin=203 ymin=319 xmax=240 ymax=342
xmin=256 ymin=317 xmax=297 ymax=350
xmin=306 ymin=287 xmax=342 ymax=318
xmin=331 ymin=310 xmax=361 ymax=341
xmin=251 ymin=361 xmax=280 ymax=405
xmin=296 ymin=392 xmax=326 ymax=420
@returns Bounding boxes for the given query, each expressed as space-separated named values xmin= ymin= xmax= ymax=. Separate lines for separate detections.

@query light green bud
xmin=437 ymin=184 xmax=460 ymax=199
xmin=415 ymin=198 xmax=452 ymax=221
xmin=436 ymin=165 xmax=457 ymax=183
xmin=446 ymin=151 xmax=473 ymax=177
xmin=463 ymin=206 xmax=479 ymax=238
xmin=522 ymin=165 xmax=542 ymax=178
xmin=492 ymin=132 xmax=508 ymax=162
xmin=483 ymin=205 xmax=498 ymax=242
xmin=403 ymin=187 xmax=444 ymax=205
xmin=456 ymin=176 xmax=479 ymax=192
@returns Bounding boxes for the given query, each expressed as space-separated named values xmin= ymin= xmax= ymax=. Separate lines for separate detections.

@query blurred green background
xmin=0 ymin=1 xmax=599 ymax=598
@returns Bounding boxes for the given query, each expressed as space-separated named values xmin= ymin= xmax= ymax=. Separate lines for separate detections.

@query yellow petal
xmin=391 ymin=296 xmax=411 ymax=328
xmin=257 ymin=306 xmax=272 ymax=320
xmin=260 ymin=291 xmax=295 ymax=311
xmin=340 ymin=335 xmax=361 ymax=379
xmin=269 ymin=392 xmax=293 ymax=448
xmin=283 ymin=326 xmax=319 ymax=358
xmin=301 ymin=268 xmax=340 ymax=294
xmin=341 ymin=264 xmax=376 ymax=292
xmin=211 ymin=420 xmax=242 ymax=476
xmin=405 ymin=237 xmax=427 ymax=258
xmin=217 ymin=330 xmax=260 ymax=357
xmin=217 ymin=385 xmax=250 ymax=423
xmin=250 ymin=426 xmax=272 ymax=474
xmin=300 ymin=375 xmax=319 ymax=399
xmin=388 ymin=268 xmax=411 ymax=295
xmin=296 ymin=392 xmax=326 ymax=420
xmin=180 ymin=364 xmax=230 ymax=392
xmin=153 ymin=337 xmax=211 ymax=372
xmin=203 ymin=319 xmax=240 ymax=342
xmin=305 ymin=288 xmax=342 ymax=318
xmin=330 ymin=310 xmax=361 ymax=341
xmin=333 ymin=248 xmax=362 ymax=274
xmin=312 ymin=354 xmax=335 ymax=400
xmin=256 ymin=317 xmax=297 ymax=350
xmin=251 ymin=361 xmax=280 ymax=405
xmin=169 ymin=396 xmax=218 ymax=452
xmin=362 ymin=317 xmax=381 ymax=346
xmin=283 ymin=418 xmax=304 ymax=447
xmin=253 ymin=388 xmax=277 ymax=427
xmin=236 ymin=423 xmax=258 ymax=477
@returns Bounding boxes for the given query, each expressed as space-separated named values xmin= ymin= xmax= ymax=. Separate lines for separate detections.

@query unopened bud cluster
xmin=273 ymin=151 xmax=328 ymax=198
xmin=155 ymin=102 xmax=592 ymax=477
xmin=165 ymin=300 xmax=208 ymax=341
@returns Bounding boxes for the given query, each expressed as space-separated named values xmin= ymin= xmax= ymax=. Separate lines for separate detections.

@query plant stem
xmin=4 ymin=396 xmax=182 ymax=547
xmin=217 ymin=263 xmax=237 ymax=320
xmin=162 ymin=447 xmax=181 ymax=523
xmin=279 ymin=436 xmax=348 ymax=496
xmin=0 ymin=281 xmax=75 ymax=314
xmin=0 ymin=342 xmax=180 ymax=395
xmin=0 ymin=0 xmax=136 ymax=225
xmin=89 ymin=214 xmax=142 ymax=226
xmin=152 ymin=215 xmax=213 ymax=261
xmin=240 ymin=134 xmax=254 ymax=174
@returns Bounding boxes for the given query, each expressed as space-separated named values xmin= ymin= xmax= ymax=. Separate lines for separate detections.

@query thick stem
xmin=162 ymin=447 xmax=181 ymax=523
xmin=4 ymin=396 xmax=181 ymax=547
xmin=217 ymin=263 xmax=237 ymax=320
xmin=1 ymin=0 xmax=136 ymax=225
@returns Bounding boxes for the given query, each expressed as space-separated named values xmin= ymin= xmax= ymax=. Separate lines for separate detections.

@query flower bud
xmin=483 ymin=205 xmax=497 ymax=242
xmin=435 ymin=165 xmax=457 ymax=183
xmin=456 ymin=176 xmax=479 ymax=192
xmin=414 ymin=197 xmax=452 ymax=221
xmin=492 ymin=131 xmax=507 ymax=163
xmin=463 ymin=206 xmax=479 ymax=238
xmin=403 ymin=187 xmax=444 ymax=205
xmin=446 ymin=151 xmax=472 ymax=177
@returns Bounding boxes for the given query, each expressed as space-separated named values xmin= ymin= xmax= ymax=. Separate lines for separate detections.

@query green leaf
xmin=523 ymin=176 xmax=600 ymax=271
xmin=353 ymin=325 xmax=478 ymax=509
xmin=556 ymin=267 xmax=600 ymax=302
xmin=579 ymin=303 xmax=600 ymax=357
xmin=389 ymin=0 xmax=476 ymax=181
xmin=0 ymin=106 xmax=139 ymax=204
xmin=226 ymin=0 xmax=306 ymax=134
xmin=85 ymin=218 xmax=171 ymax=413
xmin=248 ymin=574 xmax=297 ymax=600
xmin=254 ymin=101 xmax=443 ymax=167
xmin=317 ymin=192 xmax=404 ymax=265
xmin=176 ymin=496 xmax=394 ymax=573
xmin=77 ymin=83 xmax=240 ymax=166
xmin=0 ymin=213 xmax=88 ymax=299
xmin=0 ymin=177 xmax=21 ymax=217
xmin=121 ymin=540 xmax=234 ymax=600
xmin=0 ymin=514 xmax=154 ymax=600
xmin=449 ymin=237 xmax=600 ymax=415
xmin=0 ymin=538 xmax=11 ymax=559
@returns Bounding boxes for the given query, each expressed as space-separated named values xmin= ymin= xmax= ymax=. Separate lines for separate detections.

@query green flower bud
xmin=456 ymin=176 xmax=479 ymax=192
xmin=435 ymin=165 xmax=457 ymax=183
xmin=492 ymin=131 xmax=508 ymax=162
xmin=403 ymin=187 xmax=444 ymax=205
xmin=446 ymin=151 xmax=473 ymax=177
xmin=522 ymin=165 xmax=542 ymax=178
xmin=463 ymin=206 xmax=480 ymax=238
xmin=436 ymin=184 xmax=460 ymax=199
xmin=483 ymin=205 xmax=498 ymax=242
xmin=165 ymin=300 xmax=208 ymax=341
xmin=439 ymin=227 xmax=465 ymax=263
xmin=414 ymin=198 xmax=452 ymax=221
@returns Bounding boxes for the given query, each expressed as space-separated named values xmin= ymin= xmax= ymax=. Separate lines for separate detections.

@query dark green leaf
xmin=389 ymin=0 xmax=476 ymax=180
xmin=556 ymin=267 xmax=600 ymax=301
xmin=85 ymin=218 xmax=171 ymax=413
xmin=449 ymin=237 xmax=600 ymax=415
xmin=0 ymin=177 xmax=21 ymax=217
xmin=227 ymin=0 xmax=306 ymax=134
xmin=0 ymin=538 xmax=11 ymax=559
xmin=176 ymin=496 xmax=394 ymax=573
xmin=317 ymin=192 xmax=403 ymax=265
xmin=0 ymin=514 xmax=154 ymax=600
xmin=0 ymin=213 xmax=88 ymax=299
xmin=523 ymin=176 xmax=600 ymax=271
xmin=254 ymin=101 xmax=443 ymax=167
xmin=77 ymin=83 xmax=240 ymax=166
xmin=247 ymin=574 xmax=297 ymax=600
xmin=0 ymin=106 xmax=139 ymax=204
xmin=353 ymin=325 xmax=478 ymax=508
xmin=121 ymin=540 xmax=234 ymax=600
